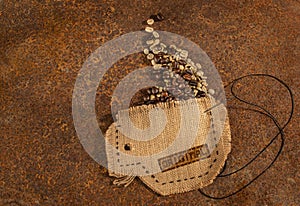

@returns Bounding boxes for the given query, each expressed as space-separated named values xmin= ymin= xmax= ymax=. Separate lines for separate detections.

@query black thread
xmin=198 ymin=74 xmax=294 ymax=199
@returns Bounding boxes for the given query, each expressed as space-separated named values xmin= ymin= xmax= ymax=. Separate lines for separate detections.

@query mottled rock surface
xmin=1 ymin=0 xmax=299 ymax=205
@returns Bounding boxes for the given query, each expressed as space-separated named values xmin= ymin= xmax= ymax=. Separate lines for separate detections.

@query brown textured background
xmin=1 ymin=0 xmax=299 ymax=205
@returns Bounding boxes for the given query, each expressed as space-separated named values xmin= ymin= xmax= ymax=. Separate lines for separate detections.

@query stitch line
xmin=154 ymin=146 xmax=220 ymax=185
xmin=115 ymin=129 xmax=149 ymax=175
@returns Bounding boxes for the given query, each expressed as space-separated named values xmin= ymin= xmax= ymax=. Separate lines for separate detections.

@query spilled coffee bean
xmin=139 ymin=13 xmax=213 ymax=105
xmin=150 ymin=13 xmax=165 ymax=22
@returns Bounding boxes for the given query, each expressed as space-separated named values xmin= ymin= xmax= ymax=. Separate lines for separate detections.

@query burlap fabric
xmin=105 ymin=96 xmax=231 ymax=195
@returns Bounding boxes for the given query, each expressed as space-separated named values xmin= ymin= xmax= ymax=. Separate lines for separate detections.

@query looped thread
xmin=199 ymin=74 xmax=294 ymax=199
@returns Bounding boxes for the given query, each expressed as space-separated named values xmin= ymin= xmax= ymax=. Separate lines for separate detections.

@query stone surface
xmin=1 ymin=0 xmax=299 ymax=205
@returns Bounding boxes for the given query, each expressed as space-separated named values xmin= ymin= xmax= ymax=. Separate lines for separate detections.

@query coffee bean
xmin=157 ymin=13 xmax=164 ymax=21
xmin=202 ymin=80 xmax=208 ymax=86
xmin=153 ymin=64 xmax=162 ymax=70
xmin=178 ymin=59 xmax=187 ymax=65
xmin=159 ymin=96 xmax=166 ymax=101
xmin=145 ymin=26 xmax=154 ymax=33
xmin=150 ymin=13 xmax=165 ymax=22
xmin=196 ymin=71 xmax=204 ymax=77
xmin=169 ymin=45 xmax=177 ymax=50
xmin=185 ymin=64 xmax=192 ymax=69
xmin=191 ymin=75 xmax=197 ymax=80
xmin=171 ymin=61 xmax=179 ymax=69
xmin=208 ymin=88 xmax=215 ymax=95
xmin=154 ymin=56 xmax=161 ymax=62
xmin=189 ymin=80 xmax=198 ymax=86
xmin=152 ymin=87 xmax=159 ymax=94
xmin=162 ymin=91 xmax=169 ymax=97
xmin=152 ymin=49 xmax=160 ymax=54
xmin=196 ymin=63 xmax=202 ymax=69
xmin=163 ymin=55 xmax=170 ymax=60
xmin=193 ymin=89 xmax=198 ymax=96
xmin=147 ymin=100 xmax=156 ymax=104
xmin=174 ymin=54 xmax=180 ymax=61
xmin=146 ymin=39 xmax=154 ymax=45
xmin=191 ymin=66 xmax=197 ymax=73
xmin=166 ymin=97 xmax=173 ymax=102
xmin=143 ymin=96 xmax=150 ymax=101
xmin=181 ymin=50 xmax=188 ymax=56
xmin=153 ymin=31 xmax=159 ymax=38
xmin=183 ymin=73 xmax=192 ymax=81
xmin=157 ymin=52 xmax=165 ymax=57
xmin=196 ymin=76 xmax=203 ymax=82
xmin=180 ymin=54 xmax=188 ymax=60
xmin=153 ymin=39 xmax=160 ymax=45
xmin=150 ymin=46 xmax=160 ymax=53
xmin=196 ymin=91 xmax=206 ymax=98
xmin=160 ymin=43 xmax=167 ymax=48
xmin=147 ymin=18 xmax=154 ymax=25
xmin=172 ymin=68 xmax=180 ymax=74
xmin=147 ymin=53 xmax=154 ymax=60
xmin=160 ymin=58 xmax=169 ymax=64
xmin=150 ymin=94 xmax=156 ymax=100
xmin=185 ymin=69 xmax=193 ymax=75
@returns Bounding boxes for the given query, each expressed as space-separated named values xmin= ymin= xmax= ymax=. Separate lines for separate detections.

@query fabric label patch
xmin=158 ymin=144 xmax=210 ymax=172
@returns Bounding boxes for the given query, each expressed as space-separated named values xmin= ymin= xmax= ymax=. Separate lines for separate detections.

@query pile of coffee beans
xmin=141 ymin=14 xmax=213 ymax=105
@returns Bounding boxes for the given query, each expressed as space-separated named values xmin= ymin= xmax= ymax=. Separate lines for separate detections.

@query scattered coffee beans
xmin=141 ymin=14 xmax=213 ymax=105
